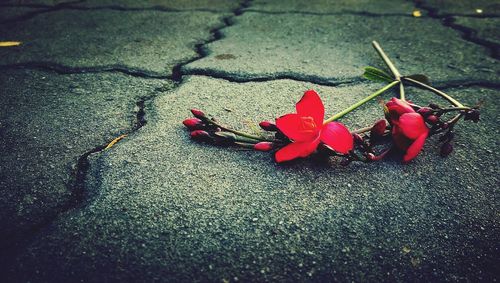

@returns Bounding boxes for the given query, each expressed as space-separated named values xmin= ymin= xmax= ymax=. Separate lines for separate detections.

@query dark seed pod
xmin=440 ymin=142 xmax=454 ymax=157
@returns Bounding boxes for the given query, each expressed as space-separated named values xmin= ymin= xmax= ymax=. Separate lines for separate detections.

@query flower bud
xmin=426 ymin=115 xmax=439 ymax=124
xmin=352 ymin=133 xmax=364 ymax=144
xmin=441 ymin=122 xmax=449 ymax=130
xmin=254 ymin=142 xmax=274 ymax=152
xmin=440 ymin=142 xmax=453 ymax=157
xmin=417 ymin=107 xmax=432 ymax=117
xmin=182 ymin=118 xmax=204 ymax=130
xmin=190 ymin=130 xmax=210 ymax=141
xmin=439 ymin=131 xmax=454 ymax=142
xmin=370 ymin=119 xmax=387 ymax=139
xmin=429 ymin=103 xmax=441 ymax=109
xmin=259 ymin=121 xmax=278 ymax=131
xmin=190 ymin=109 xmax=206 ymax=119
xmin=464 ymin=109 xmax=480 ymax=123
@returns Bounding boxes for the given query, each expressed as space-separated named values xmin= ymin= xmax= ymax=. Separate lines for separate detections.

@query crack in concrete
xmin=0 ymin=62 xmax=170 ymax=79
xmin=414 ymin=0 xmax=500 ymax=60
xmin=184 ymin=69 xmax=364 ymax=87
xmin=243 ymin=9 xmax=414 ymax=17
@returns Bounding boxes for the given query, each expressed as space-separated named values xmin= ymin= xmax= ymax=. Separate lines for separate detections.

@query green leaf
xmin=362 ymin=66 xmax=394 ymax=83
xmin=405 ymin=74 xmax=431 ymax=85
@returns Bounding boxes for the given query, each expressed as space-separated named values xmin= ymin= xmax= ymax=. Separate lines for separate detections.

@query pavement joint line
xmin=414 ymin=0 xmax=500 ymax=60
xmin=243 ymin=9 xmax=415 ymax=17
xmin=0 ymin=62 xmax=170 ymax=79
xmin=182 ymin=70 xmax=365 ymax=87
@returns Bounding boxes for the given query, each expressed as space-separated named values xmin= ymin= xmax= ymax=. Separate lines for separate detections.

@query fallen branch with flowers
xmin=183 ymin=41 xmax=480 ymax=164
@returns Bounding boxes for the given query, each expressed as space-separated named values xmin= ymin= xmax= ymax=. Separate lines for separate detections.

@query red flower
xmin=274 ymin=90 xmax=353 ymax=162
xmin=385 ymin=98 xmax=429 ymax=162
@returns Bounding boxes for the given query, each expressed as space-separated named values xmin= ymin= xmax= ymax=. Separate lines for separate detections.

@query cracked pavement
xmin=0 ymin=0 xmax=499 ymax=282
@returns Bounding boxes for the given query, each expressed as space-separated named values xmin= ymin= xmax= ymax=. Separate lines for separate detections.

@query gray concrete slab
xmin=422 ymin=0 xmax=500 ymax=16
xmin=454 ymin=16 xmax=500 ymax=46
xmin=184 ymin=12 xmax=499 ymax=84
xmin=0 ymin=69 xmax=172 ymax=265
xmin=0 ymin=9 xmax=228 ymax=76
xmin=247 ymin=0 xmax=416 ymax=14
xmin=0 ymin=7 xmax=46 ymax=23
xmin=0 ymin=0 xmax=241 ymax=10
xmin=11 ymin=76 xmax=499 ymax=282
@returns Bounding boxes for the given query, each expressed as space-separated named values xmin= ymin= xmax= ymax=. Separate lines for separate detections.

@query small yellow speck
xmin=104 ymin=134 xmax=127 ymax=150
xmin=0 ymin=41 xmax=22 ymax=47
xmin=475 ymin=9 xmax=483 ymax=14
xmin=412 ymin=10 xmax=422 ymax=17
xmin=402 ymin=246 xmax=411 ymax=254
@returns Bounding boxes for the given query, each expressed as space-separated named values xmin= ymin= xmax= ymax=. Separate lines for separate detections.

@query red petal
xmin=276 ymin=113 xmax=318 ymax=142
xmin=320 ymin=122 xmax=353 ymax=154
xmin=392 ymin=126 xmax=412 ymax=150
xmin=295 ymin=90 xmax=324 ymax=127
xmin=403 ymin=133 xmax=428 ymax=162
xmin=399 ymin=113 xmax=429 ymax=139
xmin=275 ymin=139 xmax=320 ymax=163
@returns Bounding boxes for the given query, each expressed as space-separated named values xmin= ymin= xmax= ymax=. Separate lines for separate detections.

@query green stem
xmin=402 ymin=77 xmax=465 ymax=107
xmin=372 ymin=41 xmax=405 ymax=100
xmin=399 ymin=81 xmax=405 ymax=101
xmin=208 ymin=120 xmax=273 ymax=142
xmin=372 ymin=41 xmax=401 ymax=80
xmin=323 ymin=80 xmax=399 ymax=124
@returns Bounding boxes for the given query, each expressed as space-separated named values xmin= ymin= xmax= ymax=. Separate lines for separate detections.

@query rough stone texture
xmin=247 ymin=0 xmax=416 ymax=14
xmin=0 ymin=0 xmax=242 ymax=10
xmin=454 ymin=16 xmax=500 ymax=46
xmin=422 ymin=0 xmax=500 ymax=16
xmin=11 ymin=76 xmax=499 ymax=282
xmin=0 ymin=7 xmax=46 ymax=23
xmin=0 ymin=69 xmax=171 ymax=268
xmin=0 ymin=9 xmax=227 ymax=76
xmin=184 ymin=12 xmax=499 ymax=84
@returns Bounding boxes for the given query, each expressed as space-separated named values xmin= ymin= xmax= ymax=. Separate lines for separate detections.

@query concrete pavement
xmin=0 ymin=0 xmax=498 ymax=281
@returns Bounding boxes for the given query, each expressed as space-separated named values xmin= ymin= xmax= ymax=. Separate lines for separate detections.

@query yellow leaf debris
xmin=475 ymin=9 xmax=483 ymax=14
xmin=402 ymin=245 xmax=411 ymax=254
xmin=0 ymin=41 xmax=22 ymax=47
xmin=412 ymin=10 xmax=422 ymax=17
xmin=105 ymin=134 xmax=127 ymax=150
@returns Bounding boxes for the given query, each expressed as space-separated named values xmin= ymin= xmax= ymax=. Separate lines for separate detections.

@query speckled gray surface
xmin=247 ymin=0 xmax=416 ymax=14
xmin=454 ymin=16 xmax=500 ymax=46
xmin=0 ymin=9 xmax=228 ymax=76
xmin=1 ymin=0 xmax=500 ymax=281
xmin=0 ymin=0 xmax=242 ymax=10
xmin=183 ymin=12 xmax=498 ymax=84
xmin=0 ymin=70 xmax=171 ymax=258
xmin=11 ymin=76 xmax=499 ymax=282
xmin=422 ymin=0 xmax=500 ymax=16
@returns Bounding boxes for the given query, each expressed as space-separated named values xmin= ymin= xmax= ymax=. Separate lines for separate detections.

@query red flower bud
xmin=426 ymin=115 xmax=439 ymax=124
xmin=190 ymin=130 xmax=210 ymax=141
xmin=440 ymin=142 xmax=453 ymax=157
xmin=370 ymin=119 xmax=387 ymax=138
xmin=259 ymin=121 xmax=278 ymax=131
xmin=352 ymin=133 xmax=364 ymax=144
xmin=417 ymin=107 xmax=432 ymax=117
xmin=254 ymin=142 xmax=274 ymax=151
xmin=182 ymin=118 xmax=204 ymax=130
xmin=190 ymin=109 xmax=206 ymax=119
xmin=464 ymin=109 xmax=480 ymax=123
